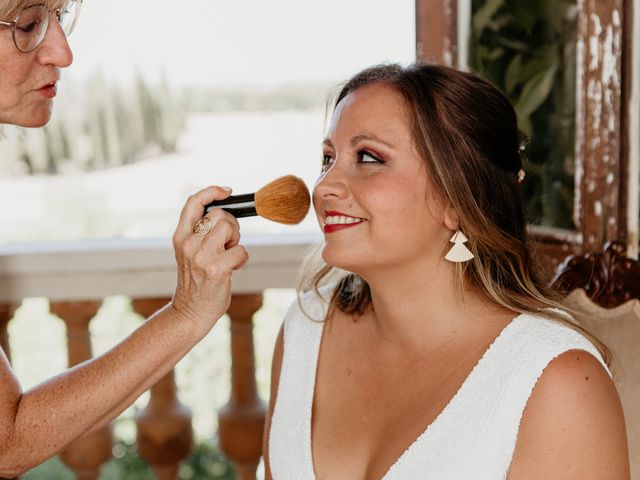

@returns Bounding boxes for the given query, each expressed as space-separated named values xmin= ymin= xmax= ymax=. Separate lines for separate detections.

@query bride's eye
xmin=358 ymin=150 xmax=384 ymax=164
xmin=321 ymin=154 xmax=334 ymax=172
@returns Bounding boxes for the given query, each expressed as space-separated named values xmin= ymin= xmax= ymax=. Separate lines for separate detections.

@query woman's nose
xmin=314 ymin=161 xmax=350 ymax=200
xmin=36 ymin=15 xmax=73 ymax=68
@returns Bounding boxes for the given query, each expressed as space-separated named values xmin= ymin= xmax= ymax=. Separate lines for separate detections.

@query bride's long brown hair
xmin=298 ymin=62 xmax=610 ymax=366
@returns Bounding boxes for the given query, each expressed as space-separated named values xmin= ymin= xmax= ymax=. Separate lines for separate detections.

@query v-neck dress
xmin=268 ymin=289 xmax=610 ymax=480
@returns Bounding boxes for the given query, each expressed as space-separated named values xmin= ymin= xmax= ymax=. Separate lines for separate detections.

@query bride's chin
xmin=321 ymin=249 xmax=365 ymax=275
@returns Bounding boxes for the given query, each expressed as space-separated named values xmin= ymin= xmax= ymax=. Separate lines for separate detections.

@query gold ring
xmin=193 ymin=217 xmax=212 ymax=236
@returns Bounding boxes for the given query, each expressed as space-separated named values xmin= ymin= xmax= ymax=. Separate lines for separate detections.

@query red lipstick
xmin=323 ymin=210 xmax=367 ymax=234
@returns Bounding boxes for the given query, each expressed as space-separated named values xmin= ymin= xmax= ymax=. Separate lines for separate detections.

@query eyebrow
xmin=321 ymin=134 xmax=397 ymax=150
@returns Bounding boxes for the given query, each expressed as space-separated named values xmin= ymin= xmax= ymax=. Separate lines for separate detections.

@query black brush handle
xmin=205 ymin=193 xmax=256 ymax=217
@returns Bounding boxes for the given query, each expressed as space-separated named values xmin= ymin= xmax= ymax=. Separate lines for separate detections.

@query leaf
xmin=505 ymin=54 xmax=523 ymax=94
xmin=517 ymin=45 xmax=557 ymax=81
xmin=519 ymin=115 xmax=533 ymax=137
xmin=508 ymin=0 xmax=542 ymax=30
xmin=473 ymin=0 xmax=505 ymax=34
xmin=515 ymin=60 xmax=558 ymax=117
xmin=488 ymin=47 xmax=506 ymax=61
xmin=496 ymin=37 xmax=530 ymax=52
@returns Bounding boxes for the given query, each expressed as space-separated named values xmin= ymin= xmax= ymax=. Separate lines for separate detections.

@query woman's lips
xmin=323 ymin=211 xmax=367 ymax=234
xmin=323 ymin=222 xmax=365 ymax=233
xmin=37 ymin=83 xmax=57 ymax=99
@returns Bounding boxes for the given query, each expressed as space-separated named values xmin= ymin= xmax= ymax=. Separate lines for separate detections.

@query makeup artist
xmin=0 ymin=1 xmax=246 ymax=475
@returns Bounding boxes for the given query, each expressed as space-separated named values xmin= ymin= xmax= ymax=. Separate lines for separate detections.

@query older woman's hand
xmin=170 ymin=186 xmax=249 ymax=334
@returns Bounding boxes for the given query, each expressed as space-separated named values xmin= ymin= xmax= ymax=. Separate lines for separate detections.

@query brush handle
xmin=205 ymin=193 xmax=257 ymax=218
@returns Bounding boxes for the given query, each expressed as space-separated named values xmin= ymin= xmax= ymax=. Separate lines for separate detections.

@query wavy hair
xmin=298 ymin=62 xmax=611 ymax=366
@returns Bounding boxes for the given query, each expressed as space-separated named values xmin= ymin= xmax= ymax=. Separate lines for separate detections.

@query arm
xmin=508 ymin=350 xmax=630 ymax=479
xmin=0 ymin=186 xmax=248 ymax=477
xmin=263 ymin=325 xmax=284 ymax=480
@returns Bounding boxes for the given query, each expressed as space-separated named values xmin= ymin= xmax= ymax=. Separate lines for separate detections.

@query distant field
xmin=0 ymin=110 xmax=325 ymax=244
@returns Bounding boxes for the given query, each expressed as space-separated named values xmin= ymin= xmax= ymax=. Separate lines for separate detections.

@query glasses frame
xmin=0 ymin=0 xmax=82 ymax=53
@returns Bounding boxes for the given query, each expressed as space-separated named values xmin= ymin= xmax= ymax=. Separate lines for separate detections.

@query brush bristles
xmin=255 ymin=175 xmax=311 ymax=225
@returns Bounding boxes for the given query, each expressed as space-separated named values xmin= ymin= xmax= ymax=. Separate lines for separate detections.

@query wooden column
xmin=0 ymin=303 xmax=16 ymax=363
xmin=132 ymin=297 xmax=193 ymax=480
xmin=49 ymin=301 xmax=113 ymax=480
xmin=574 ymin=0 xmax=632 ymax=253
xmin=218 ymin=294 xmax=266 ymax=480
xmin=416 ymin=0 xmax=459 ymax=65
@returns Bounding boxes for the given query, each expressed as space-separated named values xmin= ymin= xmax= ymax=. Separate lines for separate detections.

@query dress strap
xmin=268 ymin=289 xmax=329 ymax=480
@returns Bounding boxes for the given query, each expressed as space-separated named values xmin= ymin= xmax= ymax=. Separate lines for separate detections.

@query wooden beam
xmin=627 ymin=0 xmax=639 ymax=259
xmin=416 ymin=0 xmax=458 ymax=65
xmin=574 ymin=0 xmax=632 ymax=253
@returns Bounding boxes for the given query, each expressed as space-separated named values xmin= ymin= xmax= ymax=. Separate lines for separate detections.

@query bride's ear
xmin=443 ymin=206 xmax=460 ymax=231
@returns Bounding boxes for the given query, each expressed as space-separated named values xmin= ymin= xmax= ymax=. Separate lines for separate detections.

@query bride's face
xmin=313 ymin=82 xmax=452 ymax=275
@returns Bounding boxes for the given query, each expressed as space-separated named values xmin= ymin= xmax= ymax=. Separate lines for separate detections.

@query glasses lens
xmin=14 ymin=5 xmax=48 ymax=53
xmin=58 ymin=0 xmax=81 ymax=36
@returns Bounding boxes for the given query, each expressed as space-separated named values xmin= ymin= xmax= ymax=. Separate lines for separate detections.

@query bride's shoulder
xmin=508 ymin=346 xmax=628 ymax=478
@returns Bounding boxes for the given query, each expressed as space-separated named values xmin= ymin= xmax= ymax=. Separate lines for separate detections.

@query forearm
xmin=0 ymin=186 xmax=246 ymax=477
xmin=0 ymin=303 xmax=204 ymax=474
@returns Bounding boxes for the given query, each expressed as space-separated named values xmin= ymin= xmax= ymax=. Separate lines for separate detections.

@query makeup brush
xmin=205 ymin=175 xmax=311 ymax=225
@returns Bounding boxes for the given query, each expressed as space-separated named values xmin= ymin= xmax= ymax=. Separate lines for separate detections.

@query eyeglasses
xmin=0 ymin=0 xmax=82 ymax=53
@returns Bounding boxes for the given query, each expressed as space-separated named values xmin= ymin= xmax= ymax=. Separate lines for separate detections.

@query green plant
xmin=470 ymin=0 xmax=577 ymax=228
xmin=22 ymin=439 xmax=235 ymax=480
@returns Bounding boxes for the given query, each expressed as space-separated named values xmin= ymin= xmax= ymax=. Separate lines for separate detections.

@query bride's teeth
xmin=325 ymin=215 xmax=365 ymax=225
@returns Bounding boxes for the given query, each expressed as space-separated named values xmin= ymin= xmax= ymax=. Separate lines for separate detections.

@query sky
xmin=66 ymin=0 xmax=416 ymax=87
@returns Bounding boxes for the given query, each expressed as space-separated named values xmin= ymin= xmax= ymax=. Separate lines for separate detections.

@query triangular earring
xmin=445 ymin=230 xmax=474 ymax=262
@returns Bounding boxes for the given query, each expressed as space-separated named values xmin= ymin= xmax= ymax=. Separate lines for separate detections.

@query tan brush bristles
xmin=254 ymin=175 xmax=311 ymax=224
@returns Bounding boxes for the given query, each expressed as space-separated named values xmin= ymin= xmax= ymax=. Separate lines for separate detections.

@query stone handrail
xmin=0 ymin=234 xmax=320 ymax=302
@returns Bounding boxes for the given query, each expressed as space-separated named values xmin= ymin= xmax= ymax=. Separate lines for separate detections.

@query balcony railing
xmin=0 ymin=233 xmax=320 ymax=480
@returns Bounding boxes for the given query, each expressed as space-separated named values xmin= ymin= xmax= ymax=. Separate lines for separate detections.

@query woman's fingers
xmin=174 ymin=186 xmax=232 ymax=243
xmin=218 ymin=244 xmax=250 ymax=272
xmin=171 ymin=190 xmax=248 ymax=330
xmin=201 ymin=209 xmax=241 ymax=251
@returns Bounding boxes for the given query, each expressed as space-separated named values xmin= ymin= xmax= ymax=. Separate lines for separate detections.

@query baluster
xmin=49 ymin=301 xmax=113 ymax=480
xmin=132 ymin=298 xmax=193 ymax=480
xmin=218 ymin=293 xmax=266 ymax=480
xmin=0 ymin=303 xmax=16 ymax=362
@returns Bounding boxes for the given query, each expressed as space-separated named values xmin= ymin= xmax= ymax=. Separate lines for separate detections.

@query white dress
xmin=268 ymin=289 xmax=611 ymax=480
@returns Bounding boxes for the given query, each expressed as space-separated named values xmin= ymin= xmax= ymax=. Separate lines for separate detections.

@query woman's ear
xmin=443 ymin=206 xmax=460 ymax=231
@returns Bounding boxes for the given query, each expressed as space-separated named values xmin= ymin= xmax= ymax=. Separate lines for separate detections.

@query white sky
xmin=66 ymin=0 xmax=416 ymax=87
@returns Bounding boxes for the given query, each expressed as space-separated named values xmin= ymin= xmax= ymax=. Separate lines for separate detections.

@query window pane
xmin=0 ymin=0 xmax=415 ymax=243
xmin=469 ymin=0 xmax=577 ymax=230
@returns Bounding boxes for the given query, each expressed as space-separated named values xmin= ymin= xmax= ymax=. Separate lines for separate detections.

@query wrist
xmin=167 ymin=297 xmax=222 ymax=340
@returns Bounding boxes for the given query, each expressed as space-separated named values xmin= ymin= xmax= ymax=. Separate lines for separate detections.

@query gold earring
xmin=445 ymin=230 xmax=474 ymax=263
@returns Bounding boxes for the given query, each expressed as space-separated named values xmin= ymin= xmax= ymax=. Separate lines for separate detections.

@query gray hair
xmin=0 ymin=0 xmax=66 ymax=20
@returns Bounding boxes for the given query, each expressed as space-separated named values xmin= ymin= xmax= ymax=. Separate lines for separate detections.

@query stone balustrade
xmin=0 ymin=234 xmax=319 ymax=479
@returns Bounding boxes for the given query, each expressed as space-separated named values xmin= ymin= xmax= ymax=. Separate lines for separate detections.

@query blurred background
xmin=0 ymin=0 xmax=416 ymax=242
xmin=3 ymin=0 xmax=634 ymax=478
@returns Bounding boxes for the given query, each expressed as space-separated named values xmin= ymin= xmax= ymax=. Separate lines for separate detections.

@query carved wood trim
xmin=550 ymin=241 xmax=640 ymax=307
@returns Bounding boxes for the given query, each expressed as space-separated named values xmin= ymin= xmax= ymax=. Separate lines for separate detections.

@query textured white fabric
xmin=268 ymin=289 xmax=611 ymax=480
